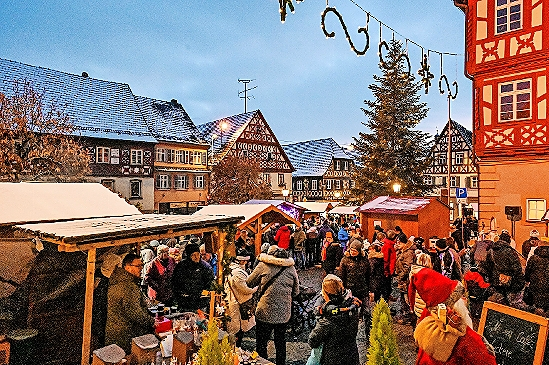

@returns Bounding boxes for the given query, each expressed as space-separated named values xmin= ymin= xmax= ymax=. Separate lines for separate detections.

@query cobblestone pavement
xmin=241 ymin=267 xmax=417 ymax=365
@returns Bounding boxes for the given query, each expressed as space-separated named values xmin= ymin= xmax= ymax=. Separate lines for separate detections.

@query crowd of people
xmin=95 ymin=214 xmax=549 ymax=365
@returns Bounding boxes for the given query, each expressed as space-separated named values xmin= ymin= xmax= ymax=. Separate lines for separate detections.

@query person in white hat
xmin=522 ymin=229 xmax=541 ymax=259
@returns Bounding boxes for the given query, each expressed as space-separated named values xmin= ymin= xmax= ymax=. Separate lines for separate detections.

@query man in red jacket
xmin=381 ymin=230 xmax=397 ymax=300
xmin=275 ymin=224 xmax=292 ymax=250
xmin=409 ymin=267 xmax=497 ymax=365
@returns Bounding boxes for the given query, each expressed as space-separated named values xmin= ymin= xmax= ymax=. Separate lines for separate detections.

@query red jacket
xmin=382 ymin=238 xmax=396 ymax=276
xmin=275 ymin=225 xmax=291 ymax=249
xmin=415 ymin=326 xmax=497 ymax=365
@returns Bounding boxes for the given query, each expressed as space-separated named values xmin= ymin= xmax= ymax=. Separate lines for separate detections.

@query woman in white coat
xmin=225 ymin=250 xmax=258 ymax=347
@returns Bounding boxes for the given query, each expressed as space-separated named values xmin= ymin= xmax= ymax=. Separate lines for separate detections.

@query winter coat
xmin=274 ymin=225 xmax=292 ymax=250
xmin=382 ymin=238 xmax=397 ymax=276
xmin=525 ymin=245 xmax=549 ymax=311
xmin=480 ymin=240 xmax=525 ymax=293
xmin=105 ymin=267 xmax=155 ymax=353
xmin=409 ymin=264 xmax=428 ymax=317
xmin=293 ymin=229 xmax=307 ymax=251
xmin=247 ymin=253 xmax=299 ymax=324
xmin=339 ymin=254 xmax=370 ymax=296
xmin=145 ymin=256 xmax=176 ymax=304
xmin=395 ymin=241 xmax=416 ymax=290
xmin=225 ymin=263 xmax=258 ymax=334
xmin=368 ymin=248 xmax=385 ymax=297
xmin=172 ymin=258 xmax=215 ymax=311
xmin=414 ymin=313 xmax=497 ymax=365
xmin=323 ymin=242 xmax=343 ymax=274
xmin=432 ymin=248 xmax=463 ymax=281
xmin=338 ymin=228 xmax=350 ymax=249
xmin=318 ymin=223 xmax=335 ymax=242
xmin=522 ymin=237 xmax=540 ymax=258
xmin=308 ymin=291 xmax=360 ymax=365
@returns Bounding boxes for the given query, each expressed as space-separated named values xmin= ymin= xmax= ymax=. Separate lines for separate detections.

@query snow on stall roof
xmin=193 ymin=204 xmax=275 ymax=223
xmin=243 ymin=199 xmax=307 ymax=211
xmin=329 ymin=206 xmax=360 ymax=215
xmin=0 ymin=182 xmax=140 ymax=225
xmin=293 ymin=202 xmax=334 ymax=213
xmin=358 ymin=196 xmax=434 ymax=215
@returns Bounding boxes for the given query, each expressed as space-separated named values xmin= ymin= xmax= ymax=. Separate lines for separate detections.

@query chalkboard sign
xmin=479 ymin=301 xmax=549 ymax=365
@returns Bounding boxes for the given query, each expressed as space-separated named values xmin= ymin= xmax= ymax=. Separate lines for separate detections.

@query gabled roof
xmin=193 ymin=204 xmax=300 ymax=227
xmin=329 ymin=206 xmax=360 ymax=215
xmin=434 ymin=120 xmax=473 ymax=150
xmin=283 ymin=138 xmax=354 ymax=176
xmin=243 ymin=199 xmax=307 ymax=211
xmin=0 ymin=182 xmax=140 ymax=226
xmin=0 ymin=58 xmax=155 ymax=142
xmin=135 ymin=96 xmax=206 ymax=145
xmin=198 ymin=110 xmax=257 ymax=154
xmin=358 ymin=196 xmax=436 ymax=215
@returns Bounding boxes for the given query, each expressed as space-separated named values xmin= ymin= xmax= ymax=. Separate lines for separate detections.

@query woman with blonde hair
xmin=408 ymin=252 xmax=433 ymax=322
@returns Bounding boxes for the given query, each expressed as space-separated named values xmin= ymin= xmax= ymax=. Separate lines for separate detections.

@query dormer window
xmin=496 ymin=0 xmax=522 ymax=34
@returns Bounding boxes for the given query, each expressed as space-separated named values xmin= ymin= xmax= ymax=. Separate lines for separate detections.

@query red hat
xmin=408 ymin=267 xmax=464 ymax=311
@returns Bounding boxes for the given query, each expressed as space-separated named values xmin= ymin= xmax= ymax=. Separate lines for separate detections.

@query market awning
xmin=329 ymin=206 xmax=359 ymax=215
xmin=294 ymin=201 xmax=334 ymax=214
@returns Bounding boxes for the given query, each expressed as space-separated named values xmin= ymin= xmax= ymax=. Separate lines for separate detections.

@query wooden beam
xmin=81 ymin=248 xmax=96 ymax=365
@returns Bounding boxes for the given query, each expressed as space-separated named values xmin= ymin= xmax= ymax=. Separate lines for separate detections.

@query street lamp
xmin=219 ymin=121 xmax=229 ymax=148
xmin=334 ymin=191 xmax=341 ymax=200
xmin=282 ymin=187 xmax=290 ymax=201
xmin=392 ymin=182 xmax=401 ymax=194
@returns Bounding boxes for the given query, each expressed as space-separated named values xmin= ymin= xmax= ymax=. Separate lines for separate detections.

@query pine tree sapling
xmin=196 ymin=319 xmax=234 ymax=365
xmin=353 ymin=39 xmax=432 ymax=202
xmin=367 ymin=298 xmax=402 ymax=365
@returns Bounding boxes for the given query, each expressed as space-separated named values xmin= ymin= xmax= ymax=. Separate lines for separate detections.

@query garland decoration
xmin=439 ymin=74 xmax=458 ymax=99
xmin=321 ymin=7 xmax=370 ymax=56
xmin=378 ymin=40 xmax=411 ymax=78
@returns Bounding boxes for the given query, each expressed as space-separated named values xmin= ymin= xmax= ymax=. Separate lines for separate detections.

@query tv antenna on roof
xmin=238 ymin=79 xmax=257 ymax=113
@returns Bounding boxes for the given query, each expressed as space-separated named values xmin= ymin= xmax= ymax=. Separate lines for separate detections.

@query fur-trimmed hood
xmin=258 ymin=252 xmax=295 ymax=267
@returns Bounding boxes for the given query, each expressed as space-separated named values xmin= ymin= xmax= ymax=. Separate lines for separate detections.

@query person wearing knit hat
xmin=322 ymin=231 xmax=343 ymax=275
xmin=171 ymin=242 xmax=215 ymax=311
xmin=522 ymin=229 xmax=541 ymax=258
xmin=308 ymin=274 xmax=361 ymax=365
xmin=409 ymin=267 xmax=497 ymax=365
xmin=432 ymin=238 xmax=462 ymax=281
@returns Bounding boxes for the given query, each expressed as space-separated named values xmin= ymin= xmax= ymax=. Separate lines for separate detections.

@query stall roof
xmin=294 ymin=202 xmax=334 ymax=214
xmin=243 ymin=199 xmax=307 ymax=211
xmin=0 ymin=182 xmax=140 ymax=226
xmin=17 ymin=213 xmax=243 ymax=249
xmin=358 ymin=196 xmax=436 ymax=215
xmin=194 ymin=204 xmax=300 ymax=228
xmin=329 ymin=206 xmax=360 ymax=215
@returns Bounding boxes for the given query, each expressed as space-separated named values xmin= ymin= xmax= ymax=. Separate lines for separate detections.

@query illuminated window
xmin=527 ymin=199 xmax=546 ymax=221
xmin=499 ymin=79 xmax=531 ymax=122
xmin=97 ymin=147 xmax=110 ymax=163
xmin=496 ymin=0 xmax=522 ymax=34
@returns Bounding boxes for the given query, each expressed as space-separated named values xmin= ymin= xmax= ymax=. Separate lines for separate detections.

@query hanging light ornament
xmin=438 ymin=53 xmax=458 ymax=98
xmin=378 ymin=40 xmax=411 ymax=79
xmin=417 ymin=50 xmax=435 ymax=94
xmin=320 ymin=6 xmax=370 ymax=56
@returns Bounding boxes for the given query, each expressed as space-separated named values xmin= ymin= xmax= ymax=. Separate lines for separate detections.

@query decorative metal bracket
xmin=378 ymin=41 xmax=411 ymax=77
xmin=439 ymin=74 xmax=458 ymax=99
xmin=417 ymin=54 xmax=435 ymax=94
xmin=279 ymin=0 xmax=303 ymax=23
xmin=321 ymin=7 xmax=370 ymax=56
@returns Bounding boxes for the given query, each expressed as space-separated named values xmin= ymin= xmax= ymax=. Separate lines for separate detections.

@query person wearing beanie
xmin=247 ymin=241 xmax=299 ymax=365
xmin=322 ymin=231 xmax=343 ymax=275
xmin=338 ymin=240 xmax=371 ymax=330
xmin=171 ymin=242 xmax=215 ymax=311
xmin=432 ymin=238 xmax=462 ymax=281
xmin=144 ymin=244 xmax=176 ymax=305
xmin=522 ymin=229 xmax=541 ymax=258
xmin=308 ymin=274 xmax=361 ymax=365
xmin=409 ymin=267 xmax=497 ymax=365
xmin=394 ymin=236 xmax=417 ymax=325
xmin=274 ymin=223 xmax=292 ymax=250
xmin=225 ymin=249 xmax=258 ymax=347
xmin=479 ymin=231 xmax=528 ymax=311
xmin=337 ymin=223 xmax=350 ymax=251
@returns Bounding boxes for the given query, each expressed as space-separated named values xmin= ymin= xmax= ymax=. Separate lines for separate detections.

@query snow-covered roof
xmin=329 ymin=206 xmax=360 ymax=215
xmin=243 ymin=199 xmax=307 ymax=211
xmin=0 ymin=182 xmax=140 ymax=225
xmin=0 ymin=58 xmax=155 ymax=142
xmin=194 ymin=204 xmax=300 ymax=227
xmin=283 ymin=138 xmax=354 ymax=176
xmin=135 ymin=96 xmax=206 ymax=144
xmin=197 ymin=110 xmax=257 ymax=154
xmin=293 ymin=202 xmax=334 ymax=213
xmin=358 ymin=196 xmax=435 ymax=215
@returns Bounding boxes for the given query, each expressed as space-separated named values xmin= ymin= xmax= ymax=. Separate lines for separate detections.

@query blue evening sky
xmin=1 ymin=0 xmax=470 ymax=147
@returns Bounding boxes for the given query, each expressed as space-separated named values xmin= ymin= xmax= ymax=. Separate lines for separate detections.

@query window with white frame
xmin=335 ymin=180 xmax=341 ymax=189
xmin=192 ymin=151 xmax=202 ymax=165
xmin=168 ymin=149 xmax=175 ymax=163
xmin=175 ymin=150 xmax=184 ymax=163
xmin=131 ymin=149 xmax=143 ymax=165
xmin=263 ymin=174 xmax=271 ymax=185
xmin=312 ymin=179 xmax=318 ymax=190
xmin=527 ymin=199 xmax=546 ymax=221
xmin=455 ymin=153 xmax=464 ymax=165
xmin=438 ymin=154 xmax=447 ymax=166
xmin=326 ymin=179 xmax=332 ymax=190
xmin=450 ymin=176 xmax=460 ymax=188
xmin=350 ymin=180 xmax=356 ymax=189
xmin=97 ymin=147 xmax=110 ymax=163
xmin=156 ymin=148 xmax=167 ymax=162
xmin=130 ymin=180 xmax=142 ymax=198
xmin=499 ymin=79 xmax=531 ymax=122
xmin=278 ymin=174 xmax=285 ymax=186
xmin=470 ymin=176 xmax=479 ymax=188
xmin=496 ymin=0 xmax=522 ymax=34
xmin=296 ymin=180 xmax=303 ymax=190
xmin=335 ymin=160 xmax=341 ymax=170
xmin=156 ymin=174 xmax=170 ymax=189
xmin=423 ymin=175 xmax=434 ymax=185
xmin=344 ymin=161 xmax=349 ymax=171
xmin=201 ymin=152 xmax=207 ymax=165
xmin=194 ymin=175 xmax=205 ymax=189
xmin=174 ymin=175 xmax=188 ymax=189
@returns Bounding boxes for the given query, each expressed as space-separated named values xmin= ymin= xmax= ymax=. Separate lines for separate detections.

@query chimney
xmin=81 ymin=72 xmax=89 ymax=78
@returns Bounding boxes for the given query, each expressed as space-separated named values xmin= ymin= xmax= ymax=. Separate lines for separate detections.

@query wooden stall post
xmin=254 ymin=216 xmax=262 ymax=256
xmin=81 ymin=248 xmax=96 ymax=365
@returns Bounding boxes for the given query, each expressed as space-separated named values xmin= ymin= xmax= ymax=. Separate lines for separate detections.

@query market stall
xmin=293 ymin=201 xmax=335 ymax=220
xmin=193 ymin=204 xmax=301 ymax=255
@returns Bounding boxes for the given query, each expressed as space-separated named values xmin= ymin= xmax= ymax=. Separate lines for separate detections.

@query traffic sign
xmin=456 ymin=188 xmax=468 ymax=199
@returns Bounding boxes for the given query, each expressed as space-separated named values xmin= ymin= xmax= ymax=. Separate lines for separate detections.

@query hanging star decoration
xmin=417 ymin=54 xmax=435 ymax=94
xmin=279 ymin=0 xmax=303 ymax=23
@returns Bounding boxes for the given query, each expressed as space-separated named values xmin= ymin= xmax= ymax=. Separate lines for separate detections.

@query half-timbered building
xmin=283 ymin=138 xmax=356 ymax=202
xmin=0 ymin=58 xmax=156 ymax=212
xmin=136 ymin=96 xmax=210 ymax=214
xmin=424 ymin=120 xmax=479 ymax=220
xmin=455 ymin=0 xmax=549 ymax=240
xmin=198 ymin=110 xmax=294 ymax=199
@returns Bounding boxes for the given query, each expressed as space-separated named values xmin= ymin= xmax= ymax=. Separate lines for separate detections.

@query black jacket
xmin=525 ymin=245 xmax=549 ymax=310
xmin=172 ymin=258 xmax=214 ymax=310
xmin=308 ymin=291 xmax=360 ymax=365
xmin=323 ymin=243 xmax=343 ymax=273
xmin=339 ymin=254 xmax=370 ymax=296
xmin=480 ymin=240 xmax=525 ymax=293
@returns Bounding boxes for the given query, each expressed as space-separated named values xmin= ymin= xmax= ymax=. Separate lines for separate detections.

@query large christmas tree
xmin=353 ymin=40 xmax=432 ymax=202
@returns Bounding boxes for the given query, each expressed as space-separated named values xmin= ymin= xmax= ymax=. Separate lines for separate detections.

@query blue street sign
xmin=456 ymin=188 xmax=467 ymax=199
